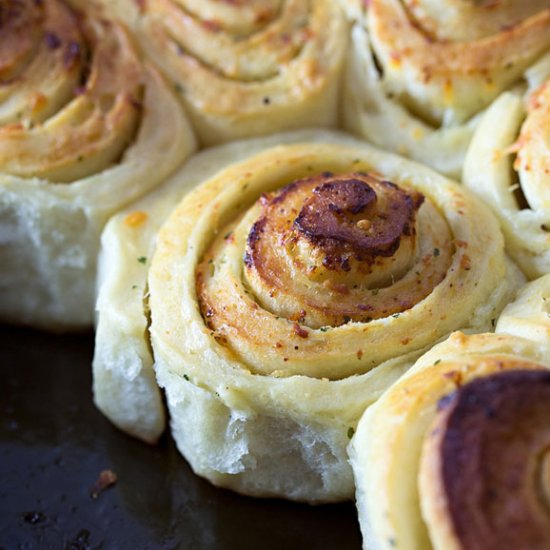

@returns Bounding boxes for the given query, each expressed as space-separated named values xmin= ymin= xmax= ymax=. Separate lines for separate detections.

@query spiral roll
xmin=0 ymin=0 xmax=196 ymax=330
xmin=464 ymin=53 xmax=550 ymax=279
xmin=104 ymin=0 xmax=347 ymax=146
xmin=147 ymin=136 xmax=521 ymax=501
xmin=343 ymin=1 xmax=550 ymax=176
xmin=349 ymin=274 xmax=550 ymax=550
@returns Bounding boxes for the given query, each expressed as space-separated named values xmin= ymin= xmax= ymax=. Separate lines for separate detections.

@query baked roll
xmin=93 ymin=129 xmax=348 ymax=444
xmin=144 ymin=135 xmax=521 ymax=501
xmin=0 ymin=0 xmax=196 ymax=330
xmin=343 ymin=1 xmax=550 ymax=176
xmin=463 ymin=53 xmax=550 ymax=279
xmin=102 ymin=0 xmax=347 ymax=146
xmin=349 ymin=274 xmax=550 ymax=550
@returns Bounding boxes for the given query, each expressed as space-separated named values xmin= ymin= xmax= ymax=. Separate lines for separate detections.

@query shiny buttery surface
xmin=0 ymin=326 xmax=360 ymax=549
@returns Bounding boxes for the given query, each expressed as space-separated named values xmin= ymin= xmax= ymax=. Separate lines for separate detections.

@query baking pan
xmin=0 ymin=326 xmax=361 ymax=549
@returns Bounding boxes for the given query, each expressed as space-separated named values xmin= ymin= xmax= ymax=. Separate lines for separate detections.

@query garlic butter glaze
xmin=0 ymin=0 xmax=195 ymax=329
xmin=149 ymin=140 xmax=520 ymax=501
xmin=344 ymin=0 xmax=550 ymax=176
xmin=105 ymin=0 xmax=347 ymax=145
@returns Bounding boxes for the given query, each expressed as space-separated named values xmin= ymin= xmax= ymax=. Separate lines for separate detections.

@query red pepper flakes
xmin=293 ymin=322 xmax=309 ymax=338
xmin=443 ymin=370 xmax=463 ymax=388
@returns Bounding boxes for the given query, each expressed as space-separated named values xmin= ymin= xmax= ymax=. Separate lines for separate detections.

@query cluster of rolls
xmin=4 ymin=0 xmax=550 ymax=547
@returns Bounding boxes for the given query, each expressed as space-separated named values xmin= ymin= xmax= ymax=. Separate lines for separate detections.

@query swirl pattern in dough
xmin=349 ymin=274 xmax=550 ymax=550
xmin=344 ymin=0 xmax=550 ymax=176
xmin=0 ymin=0 xmax=196 ymax=329
xmin=464 ymin=53 xmax=550 ymax=278
xmin=104 ymin=0 xmax=347 ymax=145
xmin=147 ymin=136 xmax=521 ymax=501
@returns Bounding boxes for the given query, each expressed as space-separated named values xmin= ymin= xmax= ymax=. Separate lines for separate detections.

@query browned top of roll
xmin=247 ymin=173 xmax=423 ymax=271
xmin=431 ymin=370 xmax=550 ymax=550
xmin=239 ymin=172 xmax=431 ymax=327
xmin=294 ymin=176 xmax=423 ymax=269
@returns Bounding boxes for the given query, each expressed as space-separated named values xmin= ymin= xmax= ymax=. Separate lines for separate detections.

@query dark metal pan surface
xmin=0 ymin=326 xmax=361 ymax=549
